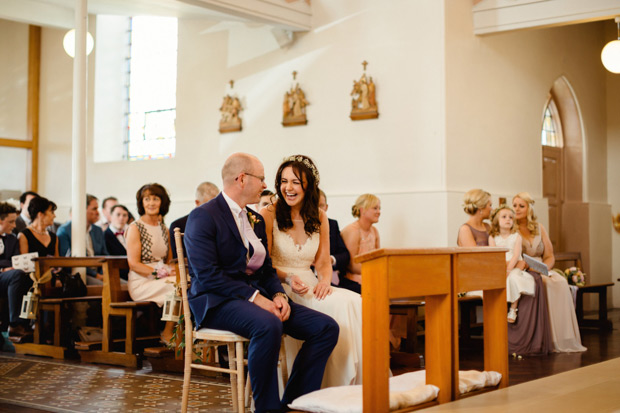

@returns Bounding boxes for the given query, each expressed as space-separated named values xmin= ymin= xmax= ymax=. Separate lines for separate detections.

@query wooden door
xmin=542 ymin=146 xmax=563 ymax=251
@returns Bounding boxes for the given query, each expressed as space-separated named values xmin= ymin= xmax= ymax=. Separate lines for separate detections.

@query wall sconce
xmin=63 ymin=29 xmax=94 ymax=58
xmin=613 ymin=213 xmax=620 ymax=234
xmin=602 ymin=17 xmax=620 ymax=73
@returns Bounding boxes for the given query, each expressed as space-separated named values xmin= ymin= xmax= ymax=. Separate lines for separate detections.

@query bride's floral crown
xmin=282 ymin=155 xmax=320 ymax=185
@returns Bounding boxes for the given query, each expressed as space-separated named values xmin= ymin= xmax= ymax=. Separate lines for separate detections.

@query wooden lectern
xmin=357 ymin=247 xmax=508 ymax=412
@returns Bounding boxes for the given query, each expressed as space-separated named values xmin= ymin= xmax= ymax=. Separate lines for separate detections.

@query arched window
xmin=541 ymin=99 xmax=562 ymax=147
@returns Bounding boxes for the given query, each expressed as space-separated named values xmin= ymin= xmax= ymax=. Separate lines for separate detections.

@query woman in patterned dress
xmin=126 ymin=183 xmax=176 ymax=343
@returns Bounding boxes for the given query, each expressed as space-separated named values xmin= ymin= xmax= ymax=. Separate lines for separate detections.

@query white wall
xmin=443 ymin=1 xmax=613 ymax=297
xmin=34 ymin=0 xmax=449 ymax=247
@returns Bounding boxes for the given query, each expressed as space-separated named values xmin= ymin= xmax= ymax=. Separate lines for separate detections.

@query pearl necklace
xmin=29 ymin=225 xmax=48 ymax=236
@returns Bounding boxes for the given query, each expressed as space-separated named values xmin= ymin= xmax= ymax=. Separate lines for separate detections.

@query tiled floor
xmin=0 ymin=309 xmax=618 ymax=412
xmin=0 ymin=353 xmax=234 ymax=412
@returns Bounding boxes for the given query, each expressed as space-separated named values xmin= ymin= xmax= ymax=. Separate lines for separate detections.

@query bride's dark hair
xmin=275 ymin=155 xmax=321 ymax=236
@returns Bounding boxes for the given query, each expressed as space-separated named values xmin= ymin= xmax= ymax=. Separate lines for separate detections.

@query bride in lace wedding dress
xmin=261 ymin=155 xmax=363 ymax=388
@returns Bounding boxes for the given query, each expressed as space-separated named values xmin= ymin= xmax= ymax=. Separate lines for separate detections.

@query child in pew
xmin=488 ymin=205 xmax=535 ymax=324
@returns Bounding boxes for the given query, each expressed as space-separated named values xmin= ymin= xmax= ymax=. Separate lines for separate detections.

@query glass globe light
xmin=63 ymin=29 xmax=94 ymax=58
xmin=602 ymin=17 xmax=620 ymax=74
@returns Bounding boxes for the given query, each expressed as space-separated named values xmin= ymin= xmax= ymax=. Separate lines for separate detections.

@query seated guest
xmin=18 ymin=197 xmax=59 ymax=258
xmin=512 ymin=192 xmax=584 ymax=353
xmin=126 ymin=183 xmax=176 ymax=343
xmin=170 ymin=182 xmax=219 ymax=259
xmin=456 ymin=189 xmax=492 ymax=247
xmin=0 ymin=202 xmax=34 ymax=342
xmin=340 ymin=193 xmax=381 ymax=289
xmin=96 ymin=196 xmax=118 ymax=231
xmin=56 ymin=194 xmax=109 ymax=285
xmin=257 ymin=189 xmax=275 ymax=210
xmin=318 ymin=190 xmax=353 ymax=293
xmin=105 ymin=204 xmax=130 ymax=280
xmin=13 ymin=191 xmax=39 ymax=234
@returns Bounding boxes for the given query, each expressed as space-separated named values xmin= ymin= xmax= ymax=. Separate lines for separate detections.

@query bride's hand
xmin=313 ymin=280 xmax=332 ymax=301
xmin=288 ymin=274 xmax=309 ymax=295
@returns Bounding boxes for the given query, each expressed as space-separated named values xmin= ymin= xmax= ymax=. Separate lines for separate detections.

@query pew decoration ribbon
xmin=19 ymin=269 xmax=53 ymax=320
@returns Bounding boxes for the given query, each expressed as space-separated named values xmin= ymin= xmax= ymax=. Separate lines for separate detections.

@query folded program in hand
xmin=523 ymin=254 xmax=549 ymax=276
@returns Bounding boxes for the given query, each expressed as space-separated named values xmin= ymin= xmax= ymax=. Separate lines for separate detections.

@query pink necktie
xmin=240 ymin=210 xmax=266 ymax=274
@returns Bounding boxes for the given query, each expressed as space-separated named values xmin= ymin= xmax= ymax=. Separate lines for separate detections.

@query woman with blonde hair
xmin=340 ymin=193 xmax=381 ymax=290
xmin=512 ymin=192 xmax=585 ymax=353
xmin=457 ymin=189 xmax=492 ymax=246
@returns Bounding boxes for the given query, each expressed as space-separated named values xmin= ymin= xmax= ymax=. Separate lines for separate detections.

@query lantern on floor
xmin=20 ymin=291 xmax=39 ymax=320
xmin=20 ymin=270 xmax=52 ymax=320
xmin=161 ymin=288 xmax=182 ymax=322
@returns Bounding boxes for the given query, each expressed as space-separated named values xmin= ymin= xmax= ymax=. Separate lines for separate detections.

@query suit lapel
xmin=215 ymin=194 xmax=245 ymax=247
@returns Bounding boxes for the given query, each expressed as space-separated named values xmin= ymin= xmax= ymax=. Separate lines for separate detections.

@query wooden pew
xmin=357 ymin=247 xmax=508 ymax=412
xmin=13 ymin=257 xmax=103 ymax=359
xmin=78 ymin=256 xmax=159 ymax=367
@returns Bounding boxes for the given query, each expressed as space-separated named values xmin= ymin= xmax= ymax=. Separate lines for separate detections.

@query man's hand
xmin=273 ymin=295 xmax=291 ymax=321
xmin=253 ymin=294 xmax=284 ymax=320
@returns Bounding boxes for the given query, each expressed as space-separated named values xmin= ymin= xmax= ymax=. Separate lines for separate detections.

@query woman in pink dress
xmin=513 ymin=192 xmax=585 ymax=353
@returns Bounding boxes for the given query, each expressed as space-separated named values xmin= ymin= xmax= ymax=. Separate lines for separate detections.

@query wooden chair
xmin=175 ymin=228 xmax=288 ymax=413
xmin=555 ymin=252 xmax=614 ymax=330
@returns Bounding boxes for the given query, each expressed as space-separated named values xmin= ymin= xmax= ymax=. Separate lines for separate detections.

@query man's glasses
xmin=242 ymin=172 xmax=265 ymax=183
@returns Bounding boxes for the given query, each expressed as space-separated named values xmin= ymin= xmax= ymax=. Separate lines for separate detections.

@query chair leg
xmin=236 ymin=341 xmax=245 ymax=413
xmin=181 ymin=347 xmax=192 ymax=413
xmin=228 ymin=343 xmax=238 ymax=412
xmin=245 ymin=371 xmax=251 ymax=408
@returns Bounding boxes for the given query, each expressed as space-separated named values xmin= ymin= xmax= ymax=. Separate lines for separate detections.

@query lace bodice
xmin=271 ymin=220 xmax=319 ymax=271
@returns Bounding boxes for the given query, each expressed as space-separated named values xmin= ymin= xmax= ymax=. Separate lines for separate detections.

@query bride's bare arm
xmin=313 ymin=210 xmax=333 ymax=300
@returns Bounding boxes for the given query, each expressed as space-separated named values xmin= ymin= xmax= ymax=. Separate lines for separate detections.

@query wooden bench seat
xmin=13 ymin=257 xmax=106 ymax=359
xmin=77 ymin=257 xmax=160 ymax=368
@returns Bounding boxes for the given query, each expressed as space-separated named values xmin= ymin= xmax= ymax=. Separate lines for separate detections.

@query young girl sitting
xmin=488 ymin=205 xmax=535 ymax=323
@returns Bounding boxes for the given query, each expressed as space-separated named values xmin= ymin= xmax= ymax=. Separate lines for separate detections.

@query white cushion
xmin=289 ymin=370 xmax=502 ymax=413
xmin=288 ymin=371 xmax=438 ymax=413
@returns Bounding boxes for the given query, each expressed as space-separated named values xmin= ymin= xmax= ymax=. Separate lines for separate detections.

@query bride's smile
xmin=280 ymin=166 xmax=306 ymax=208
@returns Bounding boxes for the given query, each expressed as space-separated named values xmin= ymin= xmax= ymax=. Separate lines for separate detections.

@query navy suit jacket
xmin=57 ymin=221 xmax=109 ymax=277
xmin=0 ymin=233 xmax=20 ymax=268
xmin=184 ymin=193 xmax=286 ymax=328
xmin=328 ymin=218 xmax=350 ymax=276
xmin=104 ymin=227 xmax=127 ymax=256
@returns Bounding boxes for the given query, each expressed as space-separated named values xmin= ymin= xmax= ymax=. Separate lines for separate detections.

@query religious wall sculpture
xmin=282 ymin=71 xmax=309 ymax=127
xmin=219 ymin=80 xmax=243 ymax=133
xmin=350 ymin=61 xmax=378 ymax=120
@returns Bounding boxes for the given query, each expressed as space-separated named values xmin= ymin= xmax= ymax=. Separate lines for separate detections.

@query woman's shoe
xmin=507 ymin=308 xmax=518 ymax=324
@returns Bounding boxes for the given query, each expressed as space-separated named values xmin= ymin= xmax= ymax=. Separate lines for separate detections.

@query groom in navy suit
xmin=184 ymin=153 xmax=339 ymax=413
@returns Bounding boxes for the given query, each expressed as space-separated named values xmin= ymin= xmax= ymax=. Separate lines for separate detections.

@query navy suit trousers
xmin=202 ymin=299 xmax=339 ymax=413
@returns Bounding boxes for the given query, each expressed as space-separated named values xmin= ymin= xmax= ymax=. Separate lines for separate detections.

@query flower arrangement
xmin=152 ymin=261 xmax=172 ymax=279
xmin=563 ymin=267 xmax=586 ymax=287
xmin=247 ymin=211 xmax=260 ymax=229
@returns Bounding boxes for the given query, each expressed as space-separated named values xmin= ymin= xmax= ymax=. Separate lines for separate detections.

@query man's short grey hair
xmin=195 ymin=182 xmax=220 ymax=204
xmin=221 ymin=153 xmax=257 ymax=186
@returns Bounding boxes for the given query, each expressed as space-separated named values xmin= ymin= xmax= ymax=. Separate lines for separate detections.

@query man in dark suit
xmin=169 ymin=181 xmax=219 ymax=259
xmin=0 ymin=202 xmax=33 ymax=341
xmin=185 ymin=153 xmax=338 ymax=413
xmin=318 ymin=190 xmax=359 ymax=294
xmin=57 ymin=194 xmax=109 ymax=285
xmin=13 ymin=191 xmax=39 ymax=234
xmin=104 ymin=205 xmax=130 ymax=281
